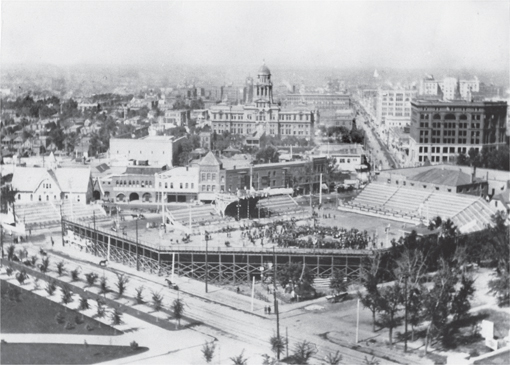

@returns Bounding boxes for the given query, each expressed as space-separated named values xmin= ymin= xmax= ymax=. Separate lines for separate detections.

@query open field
xmin=1 ymin=280 xmax=120 ymax=336
xmin=0 ymin=343 xmax=147 ymax=365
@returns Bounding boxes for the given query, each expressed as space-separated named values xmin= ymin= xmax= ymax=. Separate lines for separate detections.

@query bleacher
xmin=15 ymin=202 xmax=61 ymax=229
xmin=342 ymin=182 xmax=496 ymax=233
xmin=60 ymin=201 xmax=109 ymax=223
xmin=257 ymin=195 xmax=305 ymax=216
xmin=169 ymin=205 xmax=225 ymax=228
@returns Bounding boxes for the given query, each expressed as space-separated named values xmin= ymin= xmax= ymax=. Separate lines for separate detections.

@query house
xmin=11 ymin=167 xmax=93 ymax=204
xmin=490 ymin=189 xmax=510 ymax=216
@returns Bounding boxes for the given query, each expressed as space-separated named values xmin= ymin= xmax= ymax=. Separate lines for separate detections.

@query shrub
xmin=64 ymin=321 xmax=75 ymax=330
xmin=15 ymin=270 xmax=28 ymax=285
xmin=151 ymin=291 xmax=164 ymax=311
xmin=292 ymin=340 xmax=317 ymax=365
xmin=33 ymin=278 xmax=41 ymax=291
xmin=110 ymin=307 xmax=123 ymax=325
xmin=40 ymin=257 xmax=50 ymax=273
xmin=79 ymin=295 xmax=89 ymax=310
xmin=55 ymin=311 xmax=65 ymax=324
xmin=85 ymin=272 xmax=98 ymax=287
xmin=56 ymin=261 xmax=66 ymax=276
xmin=99 ymin=276 xmax=109 ymax=294
xmin=202 ymin=341 xmax=216 ymax=363
xmin=230 ymin=350 xmax=248 ymax=365
xmin=96 ymin=299 xmax=106 ymax=318
xmin=7 ymin=244 xmax=15 ymax=261
xmin=70 ymin=268 xmax=80 ymax=282
xmin=86 ymin=324 xmax=94 ymax=331
xmin=46 ymin=280 xmax=57 ymax=296
xmin=130 ymin=341 xmax=139 ymax=351
xmin=115 ymin=274 xmax=129 ymax=298
xmin=61 ymin=284 xmax=73 ymax=305
xmin=269 ymin=335 xmax=286 ymax=360
xmin=6 ymin=266 xmax=14 ymax=276
xmin=75 ymin=314 xmax=84 ymax=325
xmin=324 ymin=351 xmax=343 ymax=365
xmin=31 ymin=255 xmax=38 ymax=266
xmin=469 ymin=349 xmax=480 ymax=358
xmin=135 ymin=286 xmax=144 ymax=304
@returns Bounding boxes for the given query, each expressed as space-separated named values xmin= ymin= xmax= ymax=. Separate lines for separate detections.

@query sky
xmin=1 ymin=0 xmax=509 ymax=70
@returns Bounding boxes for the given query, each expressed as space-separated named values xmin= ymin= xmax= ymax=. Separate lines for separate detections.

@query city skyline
xmin=1 ymin=0 xmax=508 ymax=71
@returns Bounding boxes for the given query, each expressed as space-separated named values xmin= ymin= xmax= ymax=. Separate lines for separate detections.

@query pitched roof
xmin=54 ymin=168 xmax=91 ymax=193
xmin=199 ymin=151 xmax=221 ymax=166
xmin=11 ymin=167 xmax=52 ymax=192
xmin=410 ymin=168 xmax=473 ymax=186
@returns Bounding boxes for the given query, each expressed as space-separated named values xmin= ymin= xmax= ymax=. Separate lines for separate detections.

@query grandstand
xmin=167 ymin=204 xmax=226 ymax=229
xmin=340 ymin=182 xmax=496 ymax=233
xmin=257 ymin=195 xmax=306 ymax=216
xmin=15 ymin=202 xmax=61 ymax=229
xmin=14 ymin=201 xmax=108 ymax=230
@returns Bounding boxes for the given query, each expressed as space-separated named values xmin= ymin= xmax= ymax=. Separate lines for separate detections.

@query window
xmin=170 ymin=182 xmax=174 ymax=189
xmin=202 ymin=185 xmax=206 ymax=191
xmin=207 ymin=185 xmax=210 ymax=192
xmin=18 ymin=194 xmax=21 ymax=200
xmin=207 ymin=173 xmax=211 ymax=181
xmin=185 ymin=183 xmax=188 ymax=189
xmin=191 ymin=183 xmax=194 ymax=189
xmin=202 ymin=173 xmax=206 ymax=181
xmin=180 ymin=183 xmax=183 ymax=189
xmin=165 ymin=183 xmax=168 ymax=189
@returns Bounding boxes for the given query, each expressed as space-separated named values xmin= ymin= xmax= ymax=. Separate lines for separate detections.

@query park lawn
xmin=1 ymin=280 xmax=121 ymax=336
xmin=0 ymin=343 xmax=148 ymax=364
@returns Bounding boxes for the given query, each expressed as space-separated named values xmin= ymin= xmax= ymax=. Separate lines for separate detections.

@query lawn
xmin=0 ymin=343 xmax=148 ymax=364
xmin=1 ymin=280 xmax=121 ymax=336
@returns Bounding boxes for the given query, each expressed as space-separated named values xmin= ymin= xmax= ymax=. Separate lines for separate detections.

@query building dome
xmin=258 ymin=63 xmax=271 ymax=76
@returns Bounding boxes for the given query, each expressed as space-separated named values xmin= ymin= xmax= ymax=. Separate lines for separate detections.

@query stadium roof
xmin=410 ymin=168 xmax=475 ymax=186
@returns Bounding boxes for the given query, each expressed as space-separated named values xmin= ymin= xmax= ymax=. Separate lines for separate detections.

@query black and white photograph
xmin=0 ymin=1 xmax=509 ymax=364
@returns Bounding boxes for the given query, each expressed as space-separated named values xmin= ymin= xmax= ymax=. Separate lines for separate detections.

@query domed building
xmin=209 ymin=63 xmax=318 ymax=140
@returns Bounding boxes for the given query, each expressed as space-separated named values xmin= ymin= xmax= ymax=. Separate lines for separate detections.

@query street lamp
xmin=272 ymin=246 xmax=281 ymax=360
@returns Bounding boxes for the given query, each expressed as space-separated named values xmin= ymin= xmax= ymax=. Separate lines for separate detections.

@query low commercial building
xmin=312 ymin=143 xmax=366 ymax=172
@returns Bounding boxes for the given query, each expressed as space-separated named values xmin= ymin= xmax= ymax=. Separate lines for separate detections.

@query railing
xmin=63 ymin=218 xmax=381 ymax=256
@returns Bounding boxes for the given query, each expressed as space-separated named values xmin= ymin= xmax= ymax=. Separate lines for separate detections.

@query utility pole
xmin=273 ymin=246 xmax=281 ymax=360
xmin=136 ymin=217 xmax=139 ymax=271
xmin=93 ymin=210 xmax=97 ymax=256
xmin=205 ymin=230 xmax=209 ymax=293
xmin=404 ymin=274 xmax=408 ymax=352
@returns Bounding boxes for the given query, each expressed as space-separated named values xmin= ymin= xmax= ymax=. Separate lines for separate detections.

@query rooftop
xmin=410 ymin=168 xmax=476 ymax=186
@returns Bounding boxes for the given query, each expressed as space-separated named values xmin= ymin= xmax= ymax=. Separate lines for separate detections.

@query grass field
xmin=0 ymin=343 xmax=148 ymax=365
xmin=1 ymin=280 xmax=121 ymax=336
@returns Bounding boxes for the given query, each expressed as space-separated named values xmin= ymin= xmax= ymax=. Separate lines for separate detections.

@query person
xmin=264 ymin=306 xmax=267 ymax=314
xmin=268 ymin=306 xmax=271 ymax=315
xmin=236 ymin=287 xmax=240 ymax=294
xmin=51 ymin=237 xmax=55 ymax=247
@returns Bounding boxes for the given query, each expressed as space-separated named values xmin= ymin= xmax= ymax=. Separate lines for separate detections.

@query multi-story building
xmin=110 ymin=135 xmax=185 ymax=167
xmin=409 ymin=99 xmax=508 ymax=165
xmin=419 ymin=75 xmax=479 ymax=101
xmin=376 ymin=88 xmax=416 ymax=128
xmin=209 ymin=64 xmax=317 ymax=139
xmin=283 ymin=91 xmax=350 ymax=124
xmin=155 ymin=166 xmax=200 ymax=203
xmin=164 ymin=109 xmax=190 ymax=127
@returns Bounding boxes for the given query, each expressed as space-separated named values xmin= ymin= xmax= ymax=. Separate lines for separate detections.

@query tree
xmin=171 ymin=298 xmax=184 ymax=329
xmin=99 ymin=276 xmax=109 ymax=294
xmin=79 ymin=295 xmax=89 ymax=310
xmin=56 ymin=260 xmax=66 ymax=276
xmin=256 ymin=146 xmax=279 ymax=163
xmin=115 ymin=274 xmax=129 ymax=298
xmin=277 ymin=262 xmax=314 ymax=289
xmin=1 ymin=185 xmax=18 ymax=214
xmin=85 ymin=272 xmax=98 ymax=287
xmin=202 ymin=341 xmax=216 ymax=363
xmin=230 ymin=350 xmax=248 ymax=365
xmin=60 ymin=284 xmax=73 ymax=305
xmin=177 ymin=139 xmax=194 ymax=166
xmin=451 ymin=274 xmax=475 ymax=321
xmin=110 ymin=307 xmax=123 ymax=325
xmin=377 ymin=283 xmax=402 ymax=348
xmin=324 ymin=351 xmax=343 ymax=365
xmin=135 ymin=286 xmax=145 ymax=305
xmin=269 ymin=335 xmax=286 ymax=360
xmin=152 ymin=291 xmax=164 ymax=311
xmin=292 ymin=340 xmax=317 ymax=364
xmin=359 ymin=254 xmax=382 ymax=332
xmin=330 ymin=269 xmax=348 ymax=293
xmin=423 ymin=259 xmax=458 ymax=353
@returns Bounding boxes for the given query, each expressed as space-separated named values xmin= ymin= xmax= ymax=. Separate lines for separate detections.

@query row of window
xmin=159 ymin=182 xmax=194 ymax=190
xmin=115 ymin=180 xmax=153 ymax=187
xmin=213 ymin=113 xmax=310 ymax=121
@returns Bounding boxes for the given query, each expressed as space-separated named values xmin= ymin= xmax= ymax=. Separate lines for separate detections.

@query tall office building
xmin=409 ymin=99 xmax=507 ymax=165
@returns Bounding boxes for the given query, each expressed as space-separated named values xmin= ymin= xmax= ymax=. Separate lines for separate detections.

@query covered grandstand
xmin=340 ymin=182 xmax=496 ymax=233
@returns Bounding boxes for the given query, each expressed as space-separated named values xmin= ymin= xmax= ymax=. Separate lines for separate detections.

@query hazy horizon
xmin=1 ymin=1 xmax=509 ymax=72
